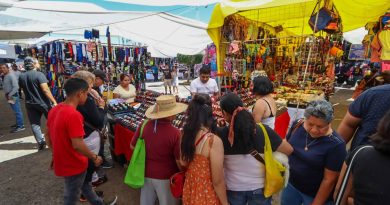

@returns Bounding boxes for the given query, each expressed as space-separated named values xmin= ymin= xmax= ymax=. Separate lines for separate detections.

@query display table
xmin=114 ymin=124 xmax=135 ymax=161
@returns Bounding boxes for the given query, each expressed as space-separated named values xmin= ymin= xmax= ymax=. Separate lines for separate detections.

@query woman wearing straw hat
xmin=130 ymin=95 xmax=187 ymax=205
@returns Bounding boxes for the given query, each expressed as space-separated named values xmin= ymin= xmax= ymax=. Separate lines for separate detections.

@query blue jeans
xmin=281 ymin=183 xmax=334 ymax=205
xmin=9 ymin=95 xmax=24 ymax=128
xmin=64 ymin=171 xmax=103 ymax=205
xmin=227 ymin=188 xmax=271 ymax=205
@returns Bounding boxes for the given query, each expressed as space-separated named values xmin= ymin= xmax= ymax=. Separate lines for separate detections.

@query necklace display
xmin=305 ymin=132 xmax=333 ymax=151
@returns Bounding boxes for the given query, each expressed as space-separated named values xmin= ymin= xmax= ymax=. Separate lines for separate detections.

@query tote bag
xmin=124 ymin=120 xmax=149 ymax=188
xmin=258 ymin=123 xmax=286 ymax=197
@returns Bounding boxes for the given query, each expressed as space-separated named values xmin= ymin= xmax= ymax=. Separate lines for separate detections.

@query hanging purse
xmin=124 ymin=120 xmax=149 ymax=188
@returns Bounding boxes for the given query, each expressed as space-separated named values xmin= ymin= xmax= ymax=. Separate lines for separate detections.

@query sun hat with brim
xmin=145 ymin=95 xmax=188 ymax=119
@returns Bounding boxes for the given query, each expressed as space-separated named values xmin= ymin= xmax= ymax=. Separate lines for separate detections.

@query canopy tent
xmin=0 ymin=1 xmax=212 ymax=58
xmin=0 ymin=31 xmax=47 ymax=40
xmin=207 ymin=0 xmax=390 ymax=72
xmin=333 ymin=0 xmax=390 ymax=32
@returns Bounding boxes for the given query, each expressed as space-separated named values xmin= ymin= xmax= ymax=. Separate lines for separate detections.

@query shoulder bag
xmin=250 ymin=123 xmax=286 ymax=197
xmin=124 ymin=120 xmax=149 ymax=188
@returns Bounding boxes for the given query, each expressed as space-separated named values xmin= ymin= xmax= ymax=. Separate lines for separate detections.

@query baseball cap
xmin=24 ymin=57 xmax=35 ymax=70
xmin=93 ymin=69 xmax=108 ymax=82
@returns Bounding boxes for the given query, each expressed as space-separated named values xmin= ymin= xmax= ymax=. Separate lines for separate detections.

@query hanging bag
xmin=124 ymin=120 xmax=149 ymax=188
xmin=250 ymin=123 xmax=286 ymax=198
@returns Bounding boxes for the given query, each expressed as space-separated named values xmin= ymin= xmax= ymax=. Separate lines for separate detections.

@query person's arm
xmin=252 ymin=100 xmax=266 ymax=123
xmin=78 ymin=97 xmax=105 ymax=129
xmin=312 ymin=168 xmax=340 ymax=205
xmin=39 ymin=83 xmax=57 ymax=106
xmin=337 ymin=111 xmax=361 ymax=143
xmin=334 ymin=163 xmax=354 ymax=205
xmin=113 ymin=93 xmax=120 ymax=99
xmin=44 ymin=128 xmax=52 ymax=150
xmin=264 ymin=125 xmax=294 ymax=155
xmin=71 ymin=138 xmax=103 ymax=167
xmin=276 ymin=140 xmax=294 ymax=155
xmin=7 ymin=75 xmax=19 ymax=99
xmin=130 ymin=121 xmax=143 ymax=150
xmin=113 ymin=86 xmax=121 ymax=99
xmin=209 ymin=136 xmax=229 ymax=205
xmin=190 ymin=81 xmax=197 ymax=96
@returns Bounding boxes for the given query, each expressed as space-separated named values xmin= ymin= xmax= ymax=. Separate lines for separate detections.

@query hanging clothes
xmin=76 ymin=44 xmax=83 ymax=62
xmin=378 ymin=29 xmax=390 ymax=60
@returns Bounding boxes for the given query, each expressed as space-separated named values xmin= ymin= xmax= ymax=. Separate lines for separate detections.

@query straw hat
xmin=145 ymin=95 xmax=188 ymax=119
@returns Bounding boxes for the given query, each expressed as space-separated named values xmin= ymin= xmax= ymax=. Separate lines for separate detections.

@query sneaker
xmin=104 ymin=196 xmax=118 ymax=205
xmin=10 ymin=124 xmax=17 ymax=128
xmin=92 ymin=175 xmax=108 ymax=187
xmin=11 ymin=126 xmax=25 ymax=133
xmin=101 ymin=160 xmax=113 ymax=169
xmin=38 ymin=141 xmax=47 ymax=151
xmin=80 ymin=190 xmax=104 ymax=202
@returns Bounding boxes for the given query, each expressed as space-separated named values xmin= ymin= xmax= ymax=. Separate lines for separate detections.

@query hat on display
xmin=93 ymin=69 xmax=108 ymax=82
xmin=24 ymin=57 xmax=35 ymax=70
xmin=145 ymin=95 xmax=188 ymax=119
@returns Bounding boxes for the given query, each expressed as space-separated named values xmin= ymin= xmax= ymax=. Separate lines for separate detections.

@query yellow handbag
xmin=258 ymin=123 xmax=286 ymax=197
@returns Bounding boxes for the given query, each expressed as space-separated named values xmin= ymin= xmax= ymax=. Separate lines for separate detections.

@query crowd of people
xmin=1 ymin=58 xmax=390 ymax=205
xmin=127 ymin=68 xmax=390 ymax=205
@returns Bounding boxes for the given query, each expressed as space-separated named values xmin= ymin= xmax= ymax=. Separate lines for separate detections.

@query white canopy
xmin=0 ymin=1 xmax=212 ymax=58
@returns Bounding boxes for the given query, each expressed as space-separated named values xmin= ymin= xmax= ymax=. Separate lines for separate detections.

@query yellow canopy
xmin=333 ymin=0 xmax=390 ymax=31
xmin=207 ymin=0 xmax=390 ymax=73
xmin=207 ymin=0 xmax=321 ymax=73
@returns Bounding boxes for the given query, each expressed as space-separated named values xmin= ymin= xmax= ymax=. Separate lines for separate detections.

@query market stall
xmin=28 ymin=38 xmax=151 ymax=102
xmin=204 ymin=0 xmax=347 ymax=128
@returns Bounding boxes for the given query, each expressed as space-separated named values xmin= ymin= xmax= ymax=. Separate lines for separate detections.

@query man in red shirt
xmin=45 ymin=78 xmax=117 ymax=205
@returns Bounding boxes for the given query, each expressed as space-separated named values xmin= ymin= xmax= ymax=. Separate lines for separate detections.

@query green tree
xmin=177 ymin=53 xmax=203 ymax=81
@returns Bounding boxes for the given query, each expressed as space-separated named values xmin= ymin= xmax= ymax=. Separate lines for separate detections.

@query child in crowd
xmin=45 ymin=78 xmax=117 ymax=205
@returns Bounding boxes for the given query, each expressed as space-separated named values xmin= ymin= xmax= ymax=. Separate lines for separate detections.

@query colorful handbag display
xmin=124 ymin=120 xmax=149 ymax=188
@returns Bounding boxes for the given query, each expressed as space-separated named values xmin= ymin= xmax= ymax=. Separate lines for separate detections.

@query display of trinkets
xmin=115 ymin=113 xmax=141 ymax=130
xmin=172 ymin=113 xmax=187 ymax=130
xmin=108 ymin=102 xmax=133 ymax=114
xmin=236 ymin=88 xmax=256 ymax=107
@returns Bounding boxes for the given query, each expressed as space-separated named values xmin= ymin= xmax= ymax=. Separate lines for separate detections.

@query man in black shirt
xmin=19 ymin=57 xmax=57 ymax=150
xmin=162 ymin=65 xmax=172 ymax=94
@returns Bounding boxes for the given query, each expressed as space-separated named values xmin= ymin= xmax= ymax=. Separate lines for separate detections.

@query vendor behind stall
xmin=113 ymin=74 xmax=136 ymax=103
xmin=190 ymin=65 xmax=219 ymax=97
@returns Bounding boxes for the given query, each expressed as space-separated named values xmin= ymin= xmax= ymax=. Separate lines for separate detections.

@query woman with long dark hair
xmin=218 ymin=93 xmax=293 ymax=205
xmin=181 ymin=94 xmax=228 ymax=205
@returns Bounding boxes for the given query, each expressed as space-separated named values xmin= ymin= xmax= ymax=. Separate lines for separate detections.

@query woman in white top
xmin=252 ymin=76 xmax=277 ymax=129
xmin=113 ymin=74 xmax=136 ymax=103
xmin=171 ymin=65 xmax=179 ymax=94
xmin=217 ymin=93 xmax=293 ymax=205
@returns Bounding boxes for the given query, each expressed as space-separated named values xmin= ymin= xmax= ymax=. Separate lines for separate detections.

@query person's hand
xmin=93 ymin=155 xmax=103 ymax=167
xmin=48 ymin=159 xmax=54 ymax=170
xmin=97 ymin=98 xmax=105 ymax=108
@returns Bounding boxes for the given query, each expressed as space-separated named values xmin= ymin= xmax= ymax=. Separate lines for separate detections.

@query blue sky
xmin=49 ymin=0 xmax=215 ymax=23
